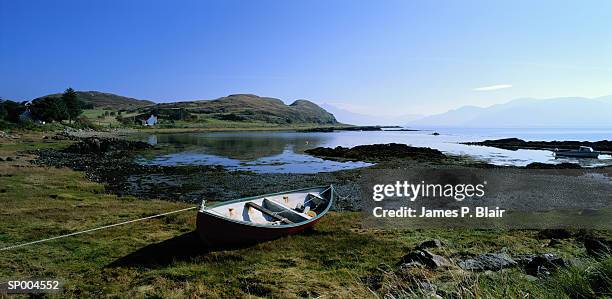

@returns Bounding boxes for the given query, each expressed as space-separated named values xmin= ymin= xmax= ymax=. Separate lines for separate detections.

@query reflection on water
xmin=136 ymin=128 xmax=612 ymax=173
xmin=136 ymin=132 xmax=372 ymax=173
xmin=151 ymin=132 xmax=329 ymax=160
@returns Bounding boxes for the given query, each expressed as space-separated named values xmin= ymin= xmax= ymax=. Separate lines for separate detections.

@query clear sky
xmin=1 ymin=0 xmax=611 ymax=116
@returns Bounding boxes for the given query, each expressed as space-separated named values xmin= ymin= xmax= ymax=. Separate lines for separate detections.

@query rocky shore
xmin=32 ymin=136 xmax=366 ymax=210
xmin=305 ymin=143 xmax=446 ymax=162
xmin=30 ymin=136 xmax=609 ymax=213
xmin=31 ymin=138 xmax=483 ymax=211
xmin=465 ymin=137 xmax=612 ymax=152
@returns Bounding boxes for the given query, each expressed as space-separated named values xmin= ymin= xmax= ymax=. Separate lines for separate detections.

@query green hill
xmin=36 ymin=91 xmax=154 ymax=109
xmin=140 ymin=94 xmax=338 ymax=125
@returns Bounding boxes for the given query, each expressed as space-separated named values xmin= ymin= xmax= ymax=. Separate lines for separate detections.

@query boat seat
xmin=295 ymin=193 xmax=326 ymax=213
xmin=262 ymin=198 xmax=309 ymax=222
xmin=244 ymin=202 xmax=294 ymax=224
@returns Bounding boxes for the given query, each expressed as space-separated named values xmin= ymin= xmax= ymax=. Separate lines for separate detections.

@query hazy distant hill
xmin=36 ymin=91 xmax=154 ymax=109
xmin=144 ymin=94 xmax=338 ymax=125
xmin=321 ymin=103 xmax=422 ymax=126
xmin=409 ymin=96 xmax=612 ymax=128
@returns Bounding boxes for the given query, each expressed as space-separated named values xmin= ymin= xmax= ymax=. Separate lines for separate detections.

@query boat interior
xmin=204 ymin=187 xmax=332 ymax=226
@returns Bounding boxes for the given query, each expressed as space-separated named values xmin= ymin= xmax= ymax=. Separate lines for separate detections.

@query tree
xmin=62 ymin=88 xmax=82 ymax=123
xmin=0 ymin=99 xmax=26 ymax=123
xmin=30 ymin=97 xmax=69 ymax=122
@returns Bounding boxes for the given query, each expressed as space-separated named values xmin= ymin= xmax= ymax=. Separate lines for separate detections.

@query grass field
xmin=0 ymin=134 xmax=610 ymax=298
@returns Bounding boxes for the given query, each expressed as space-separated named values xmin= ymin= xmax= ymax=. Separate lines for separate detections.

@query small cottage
xmin=145 ymin=114 xmax=158 ymax=126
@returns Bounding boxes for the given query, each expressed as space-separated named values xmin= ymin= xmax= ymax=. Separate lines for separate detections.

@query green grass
xmin=81 ymin=108 xmax=127 ymax=127
xmin=1 ymin=135 xmax=610 ymax=298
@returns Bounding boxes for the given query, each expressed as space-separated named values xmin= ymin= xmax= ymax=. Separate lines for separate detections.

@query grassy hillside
xmin=33 ymin=92 xmax=340 ymax=128
xmin=36 ymin=91 xmax=154 ymax=109
xmin=141 ymin=94 xmax=338 ymax=125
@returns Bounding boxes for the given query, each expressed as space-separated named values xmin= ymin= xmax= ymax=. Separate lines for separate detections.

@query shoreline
xmin=29 ymin=133 xmax=610 ymax=212
xmin=464 ymin=138 xmax=612 ymax=153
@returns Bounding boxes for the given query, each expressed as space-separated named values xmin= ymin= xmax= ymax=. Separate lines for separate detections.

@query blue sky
xmin=1 ymin=0 xmax=611 ymax=115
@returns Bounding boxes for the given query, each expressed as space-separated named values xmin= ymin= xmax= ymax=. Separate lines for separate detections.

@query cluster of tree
xmin=0 ymin=99 xmax=26 ymax=123
xmin=0 ymin=88 xmax=84 ymax=125
xmin=97 ymin=110 xmax=116 ymax=119
xmin=30 ymin=88 xmax=83 ymax=123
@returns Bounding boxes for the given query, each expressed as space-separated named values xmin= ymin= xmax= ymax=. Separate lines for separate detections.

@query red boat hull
xmin=196 ymin=211 xmax=322 ymax=246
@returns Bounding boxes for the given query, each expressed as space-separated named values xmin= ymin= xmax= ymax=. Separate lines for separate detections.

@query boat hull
xmin=196 ymin=186 xmax=333 ymax=246
xmin=554 ymin=152 xmax=599 ymax=158
xmin=196 ymin=211 xmax=321 ymax=246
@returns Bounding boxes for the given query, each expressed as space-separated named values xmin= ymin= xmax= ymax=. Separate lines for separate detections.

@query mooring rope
xmin=0 ymin=206 xmax=198 ymax=252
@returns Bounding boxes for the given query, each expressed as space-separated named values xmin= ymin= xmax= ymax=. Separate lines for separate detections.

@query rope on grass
xmin=0 ymin=206 xmax=198 ymax=252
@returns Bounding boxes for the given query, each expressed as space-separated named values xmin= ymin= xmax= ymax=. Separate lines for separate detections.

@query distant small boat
xmin=554 ymin=146 xmax=600 ymax=158
xmin=197 ymin=186 xmax=334 ymax=246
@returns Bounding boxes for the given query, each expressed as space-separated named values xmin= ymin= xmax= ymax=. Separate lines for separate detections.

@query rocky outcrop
xmin=515 ymin=253 xmax=567 ymax=276
xmin=63 ymin=137 xmax=152 ymax=154
xmin=537 ymin=228 xmax=574 ymax=239
xmin=458 ymin=253 xmax=517 ymax=271
xmin=397 ymin=249 xmax=451 ymax=269
xmin=465 ymin=138 xmax=612 ymax=152
xmin=305 ymin=143 xmax=446 ymax=162
xmin=525 ymin=162 xmax=582 ymax=169
xmin=417 ymin=239 xmax=443 ymax=249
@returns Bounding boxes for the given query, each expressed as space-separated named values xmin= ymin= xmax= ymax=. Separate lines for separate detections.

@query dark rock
xmin=0 ymin=157 xmax=4 ymax=161
xmin=464 ymin=138 xmax=612 ymax=152
xmin=5 ymin=157 xmax=14 ymax=161
xmin=63 ymin=137 xmax=152 ymax=154
xmin=525 ymin=162 xmax=581 ymax=169
xmin=305 ymin=143 xmax=446 ymax=162
xmin=458 ymin=253 xmax=517 ymax=271
xmin=547 ymin=238 xmax=562 ymax=247
xmin=583 ymin=237 xmax=611 ymax=257
xmin=397 ymin=249 xmax=451 ymax=269
xmin=508 ymin=254 xmax=534 ymax=267
xmin=299 ymin=127 xmax=335 ymax=132
xmin=432 ymin=132 xmax=440 ymax=136
xmin=524 ymin=253 xmax=567 ymax=276
xmin=417 ymin=239 xmax=442 ymax=249
xmin=538 ymin=228 xmax=573 ymax=239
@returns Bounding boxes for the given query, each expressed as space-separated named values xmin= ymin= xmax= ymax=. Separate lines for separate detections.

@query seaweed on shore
xmin=305 ymin=143 xmax=446 ymax=162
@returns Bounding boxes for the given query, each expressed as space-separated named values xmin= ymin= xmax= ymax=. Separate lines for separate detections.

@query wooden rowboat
xmin=196 ymin=185 xmax=334 ymax=246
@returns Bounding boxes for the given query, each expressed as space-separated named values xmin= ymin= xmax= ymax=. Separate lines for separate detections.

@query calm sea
xmin=135 ymin=128 xmax=612 ymax=173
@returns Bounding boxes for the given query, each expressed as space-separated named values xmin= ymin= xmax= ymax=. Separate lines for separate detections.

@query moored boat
xmin=554 ymin=146 xmax=600 ymax=158
xmin=196 ymin=185 xmax=334 ymax=246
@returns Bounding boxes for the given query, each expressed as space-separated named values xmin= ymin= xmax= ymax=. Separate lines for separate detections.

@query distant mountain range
xmin=31 ymin=91 xmax=612 ymax=127
xmin=408 ymin=96 xmax=612 ymax=128
xmin=320 ymin=103 xmax=422 ymax=126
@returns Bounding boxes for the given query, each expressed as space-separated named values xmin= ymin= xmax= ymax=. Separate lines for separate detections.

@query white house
xmin=145 ymin=114 xmax=158 ymax=126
